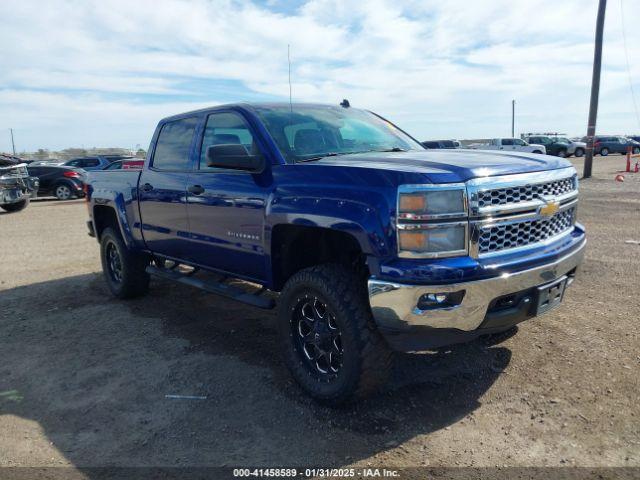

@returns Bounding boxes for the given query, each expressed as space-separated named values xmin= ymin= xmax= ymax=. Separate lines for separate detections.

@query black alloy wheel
xmin=291 ymin=295 xmax=343 ymax=380
xmin=105 ymin=240 xmax=123 ymax=284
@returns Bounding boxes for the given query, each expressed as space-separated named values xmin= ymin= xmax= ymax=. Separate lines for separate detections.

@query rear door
xmin=500 ymin=138 xmax=514 ymax=151
xmin=185 ymin=110 xmax=270 ymax=282
xmin=26 ymin=166 xmax=56 ymax=194
xmin=138 ymin=116 xmax=199 ymax=259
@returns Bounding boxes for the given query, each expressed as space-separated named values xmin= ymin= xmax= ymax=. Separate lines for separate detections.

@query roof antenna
xmin=340 ymin=99 xmax=350 ymax=108
xmin=288 ymin=44 xmax=293 ymax=114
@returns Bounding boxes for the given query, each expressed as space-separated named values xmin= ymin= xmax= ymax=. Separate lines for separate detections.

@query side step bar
xmin=146 ymin=265 xmax=275 ymax=310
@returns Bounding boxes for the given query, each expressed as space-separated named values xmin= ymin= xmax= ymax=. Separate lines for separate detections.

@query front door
xmin=185 ymin=111 xmax=270 ymax=282
xmin=139 ymin=116 xmax=199 ymax=260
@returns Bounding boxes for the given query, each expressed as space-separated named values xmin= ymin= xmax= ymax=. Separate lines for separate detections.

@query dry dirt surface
xmin=0 ymin=156 xmax=638 ymax=479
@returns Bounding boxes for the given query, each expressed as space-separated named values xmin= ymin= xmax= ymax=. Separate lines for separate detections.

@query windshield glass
xmin=253 ymin=105 xmax=424 ymax=163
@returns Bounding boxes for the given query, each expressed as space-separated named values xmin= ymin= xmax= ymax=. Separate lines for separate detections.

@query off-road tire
xmin=100 ymin=227 xmax=150 ymax=299
xmin=278 ymin=263 xmax=393 ymax=405
xmin=1 ymin=198 xmax=29 ymax=213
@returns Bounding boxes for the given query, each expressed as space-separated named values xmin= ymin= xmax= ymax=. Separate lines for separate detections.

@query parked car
xmin=580 ymin=136 xmax=640 ymax=156
xmin=86 ymin=102 xmax=585 ymax=404
xmin=101 ymin=158 xmax=144 ymax=170
xmin=556 ymin=137 xmax=586 ymax=157
xmin=0 ymin=155 xmax=39 ymax=212
xmin=524 ymin=136 xmax=574 ymax=157
xmin=63 ymin=156 xmax=123 ymax=171
xmin=468 ymin=138 xmax=546 ymax=154
xmin=26 ymin=165 xmax=86 ymax=200
xmin=29 ymin=160 xmax=65 ymax=166
xmin=422 ymin=140 xmax=461 ymax=149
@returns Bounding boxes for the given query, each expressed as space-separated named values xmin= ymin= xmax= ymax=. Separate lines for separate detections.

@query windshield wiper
xmin=375 ymin=147 xmax=408 ymax=152
xmin=296 ymin=148 xmax=411 ymax=163
xmin=296 ymin=151 xmax=374 ymax=163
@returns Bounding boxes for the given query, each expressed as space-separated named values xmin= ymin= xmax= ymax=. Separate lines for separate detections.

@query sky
xmin=1 ymin=0 xmax=639 ymax=152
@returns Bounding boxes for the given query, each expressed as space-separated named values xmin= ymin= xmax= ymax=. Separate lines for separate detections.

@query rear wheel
xmin=557 ymin=149 xmax=567 ymax=158
xmin=600 ymin=147 xmax=609 ymax=156
xmin=100 ymin=227 xmax=150 ymax=299
xmin=54 ymin=184 xmax=72 ymax=200
xmin=1 ymin=198 xmax=29 ymax=212
xmin=574 ymin=148 xmax=584 ymax=157
xmin=278 ymin=264 xmax=392 ymax=405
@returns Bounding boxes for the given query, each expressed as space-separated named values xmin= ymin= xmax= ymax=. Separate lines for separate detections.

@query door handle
xmin=142 ymin=183 xmax=154 ymax=192
xmin=188 ymin=184 xmax=205 ymax=195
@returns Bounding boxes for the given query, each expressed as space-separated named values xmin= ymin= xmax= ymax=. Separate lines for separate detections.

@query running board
xmin=146 ymin=265 xmax=275 ymax=310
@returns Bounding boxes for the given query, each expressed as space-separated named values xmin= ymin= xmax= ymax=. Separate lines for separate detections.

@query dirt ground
xmin=0 ymin=155 xmax=638 ymax=476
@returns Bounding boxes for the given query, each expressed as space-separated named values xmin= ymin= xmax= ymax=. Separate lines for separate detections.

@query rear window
xmin=152 ymin=117 xmax=199 ymax=171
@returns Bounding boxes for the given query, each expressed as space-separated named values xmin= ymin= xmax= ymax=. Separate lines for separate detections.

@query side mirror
xmin=206 ymin=144 xmax=265 ymax=173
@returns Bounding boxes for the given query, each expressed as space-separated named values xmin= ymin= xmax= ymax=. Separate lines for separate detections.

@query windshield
xmin=253 ymin=105 xmax=424 ymax=163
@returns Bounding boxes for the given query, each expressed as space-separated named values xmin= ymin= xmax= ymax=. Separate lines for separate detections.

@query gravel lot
xmin=0 ymin=155 xmax=638 ymax=476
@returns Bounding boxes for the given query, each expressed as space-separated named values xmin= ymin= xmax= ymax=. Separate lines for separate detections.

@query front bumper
xmin=368 ymin=238 xmax=585 ymax=351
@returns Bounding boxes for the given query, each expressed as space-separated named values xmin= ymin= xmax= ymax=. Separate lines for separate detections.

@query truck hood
xmin=310 ymin=149 xmax=572 ymax=183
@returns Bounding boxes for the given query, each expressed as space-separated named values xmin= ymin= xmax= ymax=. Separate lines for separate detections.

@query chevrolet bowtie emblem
xmin=539 ymin=200 xmax=560 ymax=217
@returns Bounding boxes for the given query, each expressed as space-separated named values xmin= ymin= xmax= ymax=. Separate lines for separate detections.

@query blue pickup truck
xmin=86 ymin=102 xmax=586 ymax=404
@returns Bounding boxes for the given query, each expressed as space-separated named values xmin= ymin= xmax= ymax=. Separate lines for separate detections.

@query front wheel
xmin=633 ymin=147 xmax=640 ymax=155
xmin=1 ymin=198 xmax=29 ymax=212
xmin=557 ymin=149 xmax=567 ymax=158
xmin=600 ymin=147 xmax=609 ymax=156
xmin=278 ymin=264 xmax=392 ymax=405
xmin=574 ymin=148 xmax=584 ymax=157
xmin=100 ymin=227 xmax=150 ymax=299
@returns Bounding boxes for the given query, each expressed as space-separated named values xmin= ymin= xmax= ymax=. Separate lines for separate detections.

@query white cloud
xmin=0 ymin=0 xmax=639 ymax=151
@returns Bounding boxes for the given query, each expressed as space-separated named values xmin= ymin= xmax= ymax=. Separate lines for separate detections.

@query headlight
xmin=397 ymin=185 xmax=468 ymax=258
xmin=398 ymin=223 xmax=467 ymax=256
xmin=398 ymin=186 xmax=466 ymax=219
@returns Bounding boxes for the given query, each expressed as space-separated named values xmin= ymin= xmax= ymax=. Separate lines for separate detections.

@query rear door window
xmin=84 ymin=158 xmax=100 ymax=167
xmin=501 ymin=139 xmax=514 ymax=146
xmin=152 ymin=117 xmax=199 ymax=171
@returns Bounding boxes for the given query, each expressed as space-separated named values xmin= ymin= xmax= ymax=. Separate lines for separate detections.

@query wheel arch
xmin=269 ymin=224 xmax=369 ymax=291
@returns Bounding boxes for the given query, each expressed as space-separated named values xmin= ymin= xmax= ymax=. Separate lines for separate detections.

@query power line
xmin=619 ymin=0 xmax=640 ymax=130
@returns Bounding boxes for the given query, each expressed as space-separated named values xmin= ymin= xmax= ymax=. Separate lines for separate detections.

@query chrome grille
xmin=478 ymin=207 xmax=575 ymax=254
xmin=477 ymin=175 xmax=576 ymax=208
xmin=468 ymin=168 xmax=579 ymax=257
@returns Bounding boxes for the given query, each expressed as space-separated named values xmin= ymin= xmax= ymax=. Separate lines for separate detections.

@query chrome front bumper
xmin=368 ymin=239 xmax=585 ymax=333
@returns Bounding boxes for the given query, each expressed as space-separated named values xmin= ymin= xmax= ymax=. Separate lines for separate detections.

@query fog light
xmin=416 ymin=290 xmax=465 ymax=311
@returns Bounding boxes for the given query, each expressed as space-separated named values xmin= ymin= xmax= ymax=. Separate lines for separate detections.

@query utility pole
xmin=584 ymin=0 xmax=607 ymax=179
xmin=511 ymin=100 xmax=515 ymax=138
xmin=9 ymin=128 xmax=16 ymax=155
